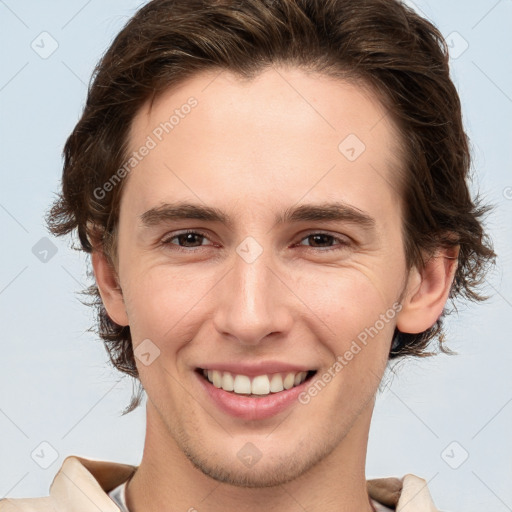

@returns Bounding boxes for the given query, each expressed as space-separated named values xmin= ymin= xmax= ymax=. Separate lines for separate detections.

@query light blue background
xmin=0 ymin=1 xmax=511 ymax=510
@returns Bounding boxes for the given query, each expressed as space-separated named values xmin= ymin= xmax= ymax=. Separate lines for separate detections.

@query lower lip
xmin=195 ymin=371 xmax=312 ymax=421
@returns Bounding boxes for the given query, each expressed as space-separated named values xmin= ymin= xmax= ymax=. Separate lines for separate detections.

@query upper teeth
xmin=203 ymin=369 xmax=309 ymax=395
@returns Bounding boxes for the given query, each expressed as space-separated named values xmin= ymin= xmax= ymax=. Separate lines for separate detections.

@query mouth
xmin=195 ymin=368 xmax=317 ymax=397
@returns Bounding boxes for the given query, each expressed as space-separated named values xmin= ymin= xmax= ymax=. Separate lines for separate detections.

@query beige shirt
xmin=0 ymin=455 xmax=440 ymax=512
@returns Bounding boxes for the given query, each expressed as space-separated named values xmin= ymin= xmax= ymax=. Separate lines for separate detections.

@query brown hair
xmin=47 ymin=0 xmax=495 ymax=413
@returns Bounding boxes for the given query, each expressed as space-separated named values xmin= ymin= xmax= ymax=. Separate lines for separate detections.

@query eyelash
xmin=160 ymin=229 xmax=351 ymax=253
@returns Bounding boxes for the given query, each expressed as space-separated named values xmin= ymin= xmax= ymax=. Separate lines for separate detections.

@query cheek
xmin=300 ymin=265 xmax=400 ymax=339
xmin=120 ymin=264 xmax=216 ymax=346
xmin=121 ymin=268 xmax=211 ymax=391
xmin=311 ymin=274 xmax=398 ymax=400
xmin=300 ymin=269 xmax=401 ymax=395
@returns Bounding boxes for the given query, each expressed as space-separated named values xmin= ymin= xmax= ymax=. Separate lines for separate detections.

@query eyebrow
xmin=139 ymin=201 xmax=376 ymax=230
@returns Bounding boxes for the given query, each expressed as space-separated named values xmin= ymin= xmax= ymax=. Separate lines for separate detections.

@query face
xmin=100 ymin=67 xmax=416 ymax=487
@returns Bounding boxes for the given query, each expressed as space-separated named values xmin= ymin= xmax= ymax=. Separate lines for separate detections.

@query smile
xmin=194 ymin=363 xmax=319 ymax=420
xmin=198 ymin=368 xmax=316 ymax=396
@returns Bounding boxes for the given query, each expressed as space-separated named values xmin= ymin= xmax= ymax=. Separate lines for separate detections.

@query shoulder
xmin=0 ymin=497 xmax=57 ymax=512
xmin=399 ymin=473 xmax=439 ymax=510
xmin=0 ymin=454 xmax=136 ymax=512
xmin=367 ymin=473 xmax=440 ymax=511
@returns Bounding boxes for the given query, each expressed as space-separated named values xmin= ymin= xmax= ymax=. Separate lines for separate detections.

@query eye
xmin=160 ymin=230 xmax=212 ymax=250
xmin=159 ymin=230 xmax=351 ymax=253
xmin=296 ymin=232 xmax=350 ymax=251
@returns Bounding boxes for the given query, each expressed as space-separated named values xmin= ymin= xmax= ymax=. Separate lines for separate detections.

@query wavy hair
xmin=47 ymin=0 xmax=496 ymax=413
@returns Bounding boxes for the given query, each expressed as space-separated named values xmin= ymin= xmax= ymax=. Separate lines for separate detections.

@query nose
xmin=212 ymin=247 xmax=294 ymax=346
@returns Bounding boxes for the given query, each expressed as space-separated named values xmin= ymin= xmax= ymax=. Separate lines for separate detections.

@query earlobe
xmin=91 ymin=250 xmax=129 ymax=327
xmin=396 ymin=246 xmax=459 ymax=334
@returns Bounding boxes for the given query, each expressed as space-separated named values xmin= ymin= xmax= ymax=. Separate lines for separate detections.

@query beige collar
xmin=41 ymin=455 xmax=438 ymax=512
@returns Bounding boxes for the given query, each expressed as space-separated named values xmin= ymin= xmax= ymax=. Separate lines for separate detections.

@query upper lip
xmin=196 ymin=361 xmax=316 ymax=377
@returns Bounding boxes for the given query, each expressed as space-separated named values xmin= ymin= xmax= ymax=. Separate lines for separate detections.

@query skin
xmin=93 ymin=66 xmax=458 ymax=512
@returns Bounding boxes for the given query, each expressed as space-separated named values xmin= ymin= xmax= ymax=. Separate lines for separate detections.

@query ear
xmin=396 ymin=246 xmax=459 ymax=334
xmin=91 ymin=249 xmax=129 ymax=327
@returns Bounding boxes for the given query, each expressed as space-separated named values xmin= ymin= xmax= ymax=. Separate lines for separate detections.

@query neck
xmin=126 ymin=400 xmax=376 ymax=512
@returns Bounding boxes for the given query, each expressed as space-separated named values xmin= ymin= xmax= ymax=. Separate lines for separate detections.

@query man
xmin=0 ymin=0 xmax=494 ymax=511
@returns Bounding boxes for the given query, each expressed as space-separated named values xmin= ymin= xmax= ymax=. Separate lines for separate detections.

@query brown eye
xmin=297 ymin=232 xmax=350 ymax=251
xmin=304 ymin=234 xmax=335 ymax=247
xmin=161 ymin=230 xmax=210 ymax=249
xmin=174 ymin=232 xmax=206 ymax=247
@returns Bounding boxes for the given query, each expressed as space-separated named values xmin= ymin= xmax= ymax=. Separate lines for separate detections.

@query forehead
xmin=123 ymin=66 xmax=404 ymax=223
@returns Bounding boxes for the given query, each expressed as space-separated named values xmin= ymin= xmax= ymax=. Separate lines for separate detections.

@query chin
xmin=177 ymin=430 xmax=336 ymax=489
xmin=186 ymin=452 xmax=311 ymax=488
